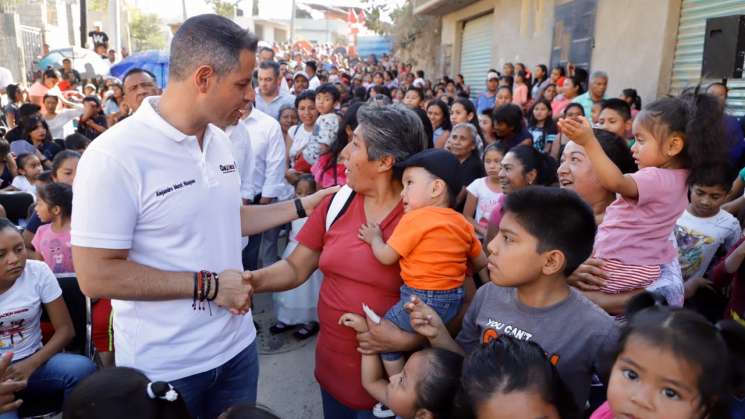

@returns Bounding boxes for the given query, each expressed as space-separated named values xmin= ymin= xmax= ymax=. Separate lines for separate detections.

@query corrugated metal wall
xmin=460 ymin=13 xmax=493 ymax=99
xmin=670 ymin=0 xmax=745 ymax=115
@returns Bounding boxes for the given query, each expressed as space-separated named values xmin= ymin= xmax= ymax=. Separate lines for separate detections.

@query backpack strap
xmin=325 ymin=184 xmax=356 ymax=231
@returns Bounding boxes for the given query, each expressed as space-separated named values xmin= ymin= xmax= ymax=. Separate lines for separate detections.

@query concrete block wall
xmin=0 ymin=13 xmax=28 ymax=84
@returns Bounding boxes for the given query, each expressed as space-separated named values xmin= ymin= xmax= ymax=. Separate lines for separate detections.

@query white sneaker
xmin=373 ymin=402 xmax=395 ymax=418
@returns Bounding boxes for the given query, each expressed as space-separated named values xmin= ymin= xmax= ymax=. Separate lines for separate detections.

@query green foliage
xmin=129 ymin=10 xmax=167 ymax=52
xmin=89 ymin=0 xmax=108 ymax=12
xmin=360 ymin=0 xmax=392 ymax=35
xmin=205 ymin=0 xmax=240 ymax=18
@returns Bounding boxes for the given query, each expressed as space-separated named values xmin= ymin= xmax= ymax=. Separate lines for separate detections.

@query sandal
xmin=293 ymin=321 xmax=320 ymax=340
xmin=269 ymin=321 xmax=295 ymax=335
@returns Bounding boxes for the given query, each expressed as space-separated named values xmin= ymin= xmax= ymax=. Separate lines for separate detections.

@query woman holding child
xmin=558 ymin=130 xmax=685 ymax=311
xmin=250 ymin=103 xmax=427 ymax=418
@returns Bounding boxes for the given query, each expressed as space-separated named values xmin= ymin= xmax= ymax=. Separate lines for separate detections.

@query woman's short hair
xmin=357 ymin=103 xmax=426 ymax=165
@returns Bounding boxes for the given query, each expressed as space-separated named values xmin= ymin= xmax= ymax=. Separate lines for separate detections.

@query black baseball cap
xmin=396 ymin=148 xmax=463 ymax=198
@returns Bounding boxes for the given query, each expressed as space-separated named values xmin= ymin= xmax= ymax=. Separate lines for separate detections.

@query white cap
xmin=487 ymin=71 xmax=499 ymax=80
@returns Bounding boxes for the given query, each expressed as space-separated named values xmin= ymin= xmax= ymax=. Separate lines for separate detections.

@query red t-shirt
xmin=296 ymin=193 xmax=404 ymax=410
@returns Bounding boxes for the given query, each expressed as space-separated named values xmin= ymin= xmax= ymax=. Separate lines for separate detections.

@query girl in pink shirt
xmin=512 ymin=71 xmax=529 ymax=109
xmin=32 ymin=182 xmax=74 ymax=273
xmin=559 ymin=91 xmax=730 ymax=295
xmin=591 ymin=292 xmax=745 ymax=419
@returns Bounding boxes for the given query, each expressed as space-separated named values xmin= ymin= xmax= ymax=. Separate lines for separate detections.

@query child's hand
xmin=358 ymin=222 xmax=382 ymax=244
xmin=405 ymin=296 xmax=446 ymax=340
xmin=557 ymin=115 xmax=594 ymax=146
xmin=339 ymin=312 xmax=369 ymax=333
xmin=684 ymin=276 xmax=714 ymax=299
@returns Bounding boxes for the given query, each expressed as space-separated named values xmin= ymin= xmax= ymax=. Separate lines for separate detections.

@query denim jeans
xmin=170 ymin=341 xmax=259 ymax=419
xmin=0 ymin=352 xmax=97 ymax=419
xmin=321 ymin=389 xmax=377 ymax=419
xmin=381 ymin=284 xmax=464 ymax=361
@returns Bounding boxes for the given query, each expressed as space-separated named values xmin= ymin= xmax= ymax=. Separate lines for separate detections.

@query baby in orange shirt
xmin=344 ymin=148 xmax=488 ymax=379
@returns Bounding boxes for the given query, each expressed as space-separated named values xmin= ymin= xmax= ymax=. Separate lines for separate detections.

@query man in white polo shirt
xmin=71 ymin=15 xmax=335 ymax=419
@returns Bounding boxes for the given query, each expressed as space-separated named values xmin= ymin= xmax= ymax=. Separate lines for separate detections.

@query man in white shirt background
xmin=255 ymin=61 xmax=295 ymax=121
xmin=121 ymin=68 xmax=160 ymax=114
xmin=306 ymin=60 xmax=321 ymax=90
xmin=71 ymin=15 xmax=335 ymax=418
xmin=0 ymin=65 xmax=14 ymax=96
xmin=241 ymin=85 xmax=293 ymax=271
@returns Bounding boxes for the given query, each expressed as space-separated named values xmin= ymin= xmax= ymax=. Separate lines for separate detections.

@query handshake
xmin=211 ymin=270 xmax=256 ymax=315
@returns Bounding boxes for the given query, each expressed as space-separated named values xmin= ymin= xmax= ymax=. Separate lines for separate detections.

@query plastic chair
xmin=18 ymin=273 xmax=91 ymax=418
xmin=55 ymin=273 xmax=93 ymax=358
xmin=0 ymin=192 xmax=34 ymax=225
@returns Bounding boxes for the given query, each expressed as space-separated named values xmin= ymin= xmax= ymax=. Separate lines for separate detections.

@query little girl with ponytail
xmin=591 ymin=292 xmax=745 ymax=419
xmin=63 ymin=367 xmax=192 ymax=419
xmin=559 ymin=90 xmax=731 ymax=299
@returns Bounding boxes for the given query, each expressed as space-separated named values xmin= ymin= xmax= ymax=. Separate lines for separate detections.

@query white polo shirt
xmin=242 ymin=107 xmax=292 ymax=200
xmin=71 ymin=96 xmax=256 ymax=382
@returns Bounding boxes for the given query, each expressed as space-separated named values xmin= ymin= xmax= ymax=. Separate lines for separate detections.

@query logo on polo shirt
xmin=219 ymin=162 xmax=237 ymax=174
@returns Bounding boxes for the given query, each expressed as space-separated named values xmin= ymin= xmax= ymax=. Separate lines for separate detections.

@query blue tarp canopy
xmin=356 ymin=36 xmax=392 ymax=59
xmin=109 ymin=50 xmax=169 ymax=89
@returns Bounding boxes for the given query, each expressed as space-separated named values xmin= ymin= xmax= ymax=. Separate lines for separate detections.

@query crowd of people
xmin=1 ymin=11 xmax=745 ymax=419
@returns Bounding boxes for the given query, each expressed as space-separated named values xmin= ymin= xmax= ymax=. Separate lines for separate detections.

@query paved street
xmin=255 ymin=292 xmax=323 ymax=418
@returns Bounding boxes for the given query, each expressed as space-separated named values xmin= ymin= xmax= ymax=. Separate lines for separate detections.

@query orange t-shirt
xmin=387 ymin=207 xmax=482 ymax=290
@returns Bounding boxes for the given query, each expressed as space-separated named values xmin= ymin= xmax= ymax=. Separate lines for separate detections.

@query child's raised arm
xmin=359 ymin=222 xmax=400 ymax=265
xmin=406 ymin=296 xmax=464 ymax=355
xmin=339 ymin=312 xmax=388 ymax=403
xmin=463 ymin=192 xmax=486 ymax=237
xmin=558 ymin=116 xmax=639 ymax=199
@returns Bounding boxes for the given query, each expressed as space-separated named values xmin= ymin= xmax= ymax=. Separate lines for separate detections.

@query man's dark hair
xmin=316 ymin=83 xmax=341 ymax=103
xmin=259 ymin=46 xmax=274 ymax=57
xmin=259 ymin=60 xmax=280 ymax=78
xmin=600 ymin=98 xmax=632 ymax=121
xmin=43 ymin=69 xmax=60 ymax=80
xmin=64 ymin=133 xmax=91 ymax=151
xmin=122 ymin=68 xmax=157 ymax=86
xmin=169 ymin=14 xmax=258 ymax=81
xmin=18 ymin=104 xmax=41 ymax=119
xmin=492 ymin=104 xmax=524 ymax=132
xmin=83 ymin=95 xmax=101 ymax=107
xmin=502 ymin=186 xmax=596 ymax=276
xmin=416 ymin=70 xmax=424 ymax=78
xmin=305 ymin=61 xmax=317 ymax=73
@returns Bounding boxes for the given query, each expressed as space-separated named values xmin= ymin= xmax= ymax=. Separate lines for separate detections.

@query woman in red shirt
xmin=251 ymin=104 xmax=427 ymax=418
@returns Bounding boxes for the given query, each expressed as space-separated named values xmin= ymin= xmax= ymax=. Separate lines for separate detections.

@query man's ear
xmin=194 ymin=65 xmax=215 ymax=94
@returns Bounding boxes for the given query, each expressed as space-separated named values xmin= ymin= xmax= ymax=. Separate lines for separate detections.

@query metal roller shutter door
xmin=670 ymin=0 xmax=745 ymax=115
xmin=460 ymin=13 xmax=493 ymax=100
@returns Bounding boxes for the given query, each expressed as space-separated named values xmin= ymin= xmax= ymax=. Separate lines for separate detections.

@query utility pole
xmin=114 ymin=0 xmax=121 ymax=52
xmin=181 ymin=0 xmax=187 ymax=21
xmin=289 ymin=0 xmax=296 ymax=44
xmin=80 ymin=0 xmax=87 ymax=48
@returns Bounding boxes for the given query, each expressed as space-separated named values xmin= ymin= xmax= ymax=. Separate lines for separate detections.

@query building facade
xmin=415 ymin=0 xmax=745 ymax=115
